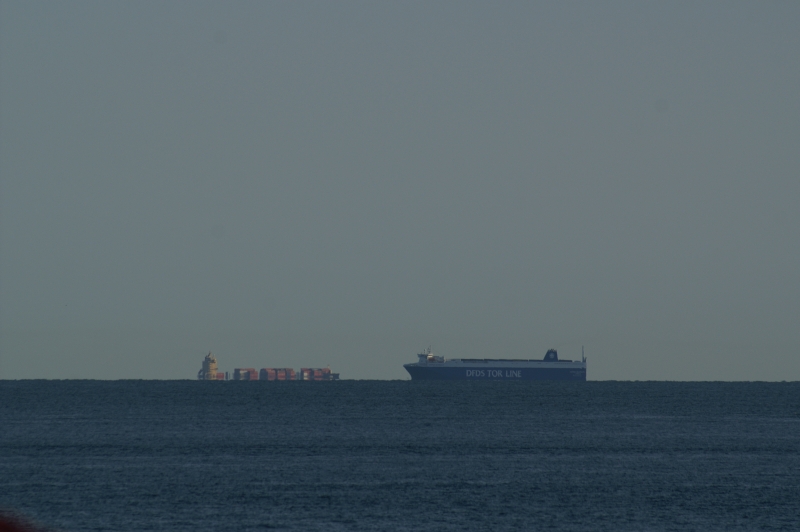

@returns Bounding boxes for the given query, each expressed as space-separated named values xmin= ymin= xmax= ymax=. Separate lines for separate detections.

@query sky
xmin=1 ymin=1 xmax=798 ymax=380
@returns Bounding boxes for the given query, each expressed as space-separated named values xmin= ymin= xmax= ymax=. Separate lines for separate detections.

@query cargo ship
xmin=404 ymin=348 xmax=586 ymax=381
xmin=197 ymin=352 xmax=339 ymax=381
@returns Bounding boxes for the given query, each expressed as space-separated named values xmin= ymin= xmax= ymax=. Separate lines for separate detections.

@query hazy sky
xmin=1 ymin=1 xmax=798 ymax=380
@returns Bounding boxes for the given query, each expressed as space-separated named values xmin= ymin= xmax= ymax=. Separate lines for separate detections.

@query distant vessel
xmin=404 ymin=348 xmax=586 ymax=381
xmin=197 ymin=353 xmax=339 ymax=381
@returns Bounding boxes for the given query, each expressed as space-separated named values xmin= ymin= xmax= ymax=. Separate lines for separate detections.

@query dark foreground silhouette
xmin=0 ymin=514 xmax=50 ymax=532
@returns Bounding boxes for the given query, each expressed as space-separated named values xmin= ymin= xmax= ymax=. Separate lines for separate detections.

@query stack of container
xmin=303 ymin=368 xmax=336 ymax=381
xmin=233 ymin=368 xmax=258 ymax=380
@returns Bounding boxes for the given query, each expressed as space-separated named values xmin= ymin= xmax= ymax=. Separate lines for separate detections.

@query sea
xmin=1 ymin=380 xmax=799 ymax=531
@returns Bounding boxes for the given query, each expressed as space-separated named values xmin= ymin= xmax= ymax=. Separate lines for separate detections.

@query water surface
xmin=1 ymin=381 xmax=798 ymax=531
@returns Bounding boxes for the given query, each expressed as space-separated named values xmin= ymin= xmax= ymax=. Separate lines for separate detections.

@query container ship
xmin=404 ymin=348 xmax=586 ymax=381
xmin=197 ymin=352 xmax=339 ymax=381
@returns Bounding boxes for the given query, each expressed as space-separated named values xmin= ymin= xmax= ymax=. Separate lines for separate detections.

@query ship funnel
xmin=543 ymin=349 xmax=558 ymax=362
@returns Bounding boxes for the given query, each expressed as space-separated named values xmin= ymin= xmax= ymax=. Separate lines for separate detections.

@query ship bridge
xmin=417 ymin=348 xmax=444 ymax=364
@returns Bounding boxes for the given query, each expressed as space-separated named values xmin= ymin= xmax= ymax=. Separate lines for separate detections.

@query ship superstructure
xmin=404 ymin=348 xmax=586 ymax=381
xmin=197 ymin=352 xmax=224 ymax=380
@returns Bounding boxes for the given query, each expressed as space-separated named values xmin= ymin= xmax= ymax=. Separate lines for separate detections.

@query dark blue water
xmin=1 ymin=381 xmax=799 ymax=531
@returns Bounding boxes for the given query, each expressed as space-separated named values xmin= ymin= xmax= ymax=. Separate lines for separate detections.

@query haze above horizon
xmin=1 ymin=2 xmax=798 ymax=380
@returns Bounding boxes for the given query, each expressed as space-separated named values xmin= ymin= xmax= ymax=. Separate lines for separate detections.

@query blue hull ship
xmin=404 ymin=348 xmax=586 ymax=381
